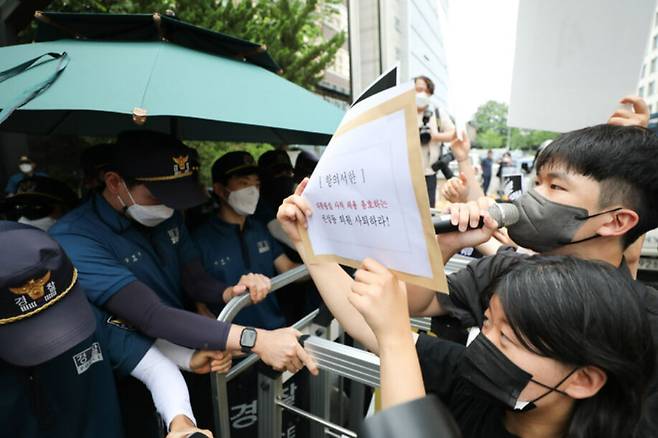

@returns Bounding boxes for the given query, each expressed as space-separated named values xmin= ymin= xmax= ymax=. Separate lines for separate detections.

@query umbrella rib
xmin=137 ymin=42 xmax=165 ymax=113
xmin=46 ymin=109 xmax=73 ymax=135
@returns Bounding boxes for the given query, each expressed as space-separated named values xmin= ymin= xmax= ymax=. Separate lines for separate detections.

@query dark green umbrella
xmin=0 ymin=12 xmax=343 ymax=144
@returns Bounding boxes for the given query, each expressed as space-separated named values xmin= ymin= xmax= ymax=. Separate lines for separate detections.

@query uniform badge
xmin=72 ymin=342 xmax=103 ymax=375
xmin=168 ymin=227 xmax=180 ymax=245
xmin=172 ymin=155 xmax=190 ymax=175
xmin=257 ymin=240 xmax=271 ymax=254
xmin=107 ymin=315 xmax=135 ymax=331
xmin=9 ymin=271 xmax=51 ymax=300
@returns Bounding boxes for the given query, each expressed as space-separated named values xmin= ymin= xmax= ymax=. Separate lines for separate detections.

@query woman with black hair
xmin=345 ymin=255 xmax=654 ymax=438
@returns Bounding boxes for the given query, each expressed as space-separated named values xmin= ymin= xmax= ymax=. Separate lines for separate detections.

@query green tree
xmin=48 ymin=0 xmax=346 ymax=90
xmin=472 ymin=100 xmax=558 ymax=150
xmin=473 ymin=100 xmax=508 ymax=137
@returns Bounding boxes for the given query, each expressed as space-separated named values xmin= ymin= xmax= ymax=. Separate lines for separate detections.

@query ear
xmin=595 ymin=208 xmax=639 ymax=238
xmin=563 ymin=366 xmax=607 ymax=400
xmin=103 ymin=171 xmax=124 ymax=195
xmin=213 ymin=182 xmax=227 ymax=200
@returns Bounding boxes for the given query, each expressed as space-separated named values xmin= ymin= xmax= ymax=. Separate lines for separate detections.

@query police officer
xmin=4 ymin=175 xmax=78 ymax=231
xmin=0 ymin=222 xmax=222 ymax=438
xmin=0 ymin=222 xmax=123 ymax=437
xmin=49 ymin=130 xmax=317 ymax=373
xmin=193 ymin=151 xmax=299 ymax=330
xmin=4 ymin=155 xmax=48 ymax=196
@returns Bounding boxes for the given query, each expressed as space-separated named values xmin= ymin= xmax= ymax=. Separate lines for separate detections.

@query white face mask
xmin=117 ymin=183 xmax=174 ymax=227
xmin=227 ymin=186 xmax=260 ymax=216
xmin=416 ymin=92 xmax=431 ymax=109
xmin=18 ymin=216 xmax=57 ymax=231
xmin=19 ymin=164 xmax=33 ymax=174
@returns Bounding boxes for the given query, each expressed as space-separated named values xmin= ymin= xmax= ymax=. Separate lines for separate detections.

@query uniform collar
xmin=94 ymin=193 xmax=133 ymax=233
xmin=210 ymin=214 xmax=255 ymax=232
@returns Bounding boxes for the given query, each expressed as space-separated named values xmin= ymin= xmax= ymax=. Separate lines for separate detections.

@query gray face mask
xmin=507 ymin=188 xmax=621 ymax=253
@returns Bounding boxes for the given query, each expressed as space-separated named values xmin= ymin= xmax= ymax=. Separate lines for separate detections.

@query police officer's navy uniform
xmin=193 ymin=215 xmax=286 ymax=329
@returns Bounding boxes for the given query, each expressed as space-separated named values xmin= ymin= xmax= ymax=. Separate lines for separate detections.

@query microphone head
xmin=488 ymin=202 xmax=520 ymax=227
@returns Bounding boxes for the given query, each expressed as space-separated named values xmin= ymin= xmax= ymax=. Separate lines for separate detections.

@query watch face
xmin=241 ymin=328 xmax=257 ymax=348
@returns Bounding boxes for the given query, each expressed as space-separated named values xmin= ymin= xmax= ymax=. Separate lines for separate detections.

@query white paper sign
xmin=508 ymin=0 xmax=655 ymax=133
xmin=300 ymin=82 xmax=447 ymax=291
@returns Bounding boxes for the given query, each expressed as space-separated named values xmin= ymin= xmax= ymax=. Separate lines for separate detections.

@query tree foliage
xmin=47 ymin=0 xmax=346 ymax=90
xmin=472 ymin=100 xmax=558 ymax=150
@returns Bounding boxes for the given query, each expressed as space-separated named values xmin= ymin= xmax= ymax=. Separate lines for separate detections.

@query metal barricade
xmin=212 ymin=254 xmax=475 ymax=438
xmin=212 ymin=264 xmax=313 ymax=438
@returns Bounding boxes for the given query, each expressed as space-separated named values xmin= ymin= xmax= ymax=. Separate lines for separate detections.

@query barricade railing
xmin=212 ymin=254 xmax=475 ymax=437
xmin=212 ymin=264 xmax=314 ymax=438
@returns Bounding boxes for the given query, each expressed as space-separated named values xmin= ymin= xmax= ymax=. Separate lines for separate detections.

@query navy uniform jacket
xmin=193 ymin=216 xmax=286 ymax=330
xmin=50 ymin=194 xmax=200 ymax=309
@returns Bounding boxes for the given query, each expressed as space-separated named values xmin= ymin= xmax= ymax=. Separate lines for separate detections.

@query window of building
xmin=642 ymin=64 xmax=647 ymax=78
xmin=655 ymin=11 xmax=658 ymax=26
xmin=651 ymin=58 xmax=657 ymax=73
xmin=639 ymin=86 xmax=645 ymax=97
xmin=649 ymin=81 xmax=655 ymax=96
xmin=654 ymin=34 xmax=658 ymax=50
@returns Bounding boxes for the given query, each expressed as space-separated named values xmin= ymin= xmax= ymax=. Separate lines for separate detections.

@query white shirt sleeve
xmin=155 ymin=338 xmax=194 ymax=372
xmin=130 ymin=344 xmax=196 ymax=429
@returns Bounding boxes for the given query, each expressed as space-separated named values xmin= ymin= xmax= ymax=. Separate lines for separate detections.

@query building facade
xmin=638 ymin=6 xmax=658 ymax=115
xmin=348 ymin=0 xmax=450 ymax=109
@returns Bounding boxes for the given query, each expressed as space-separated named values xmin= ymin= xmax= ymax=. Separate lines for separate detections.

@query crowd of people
xmin=1 ymin=85 xmax=657 ymax=438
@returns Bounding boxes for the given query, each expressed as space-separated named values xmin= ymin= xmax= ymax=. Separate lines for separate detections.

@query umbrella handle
xmin=0 ymin=52 xmax=69 ymax=125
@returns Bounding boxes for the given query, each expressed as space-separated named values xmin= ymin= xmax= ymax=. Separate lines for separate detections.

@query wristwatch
xmin=240 ymin=327 xmax=258 ymax=353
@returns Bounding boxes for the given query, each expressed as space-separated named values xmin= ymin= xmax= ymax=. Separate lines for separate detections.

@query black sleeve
xmin=436 ymin=248 xmax=523 ymax=328
xmin=415 ymin=333 xmax=465 ymax=399
xmin=104 ymin=280 xmax=231 ymax=350
xmin=180 ymin=258 xmax=227 ymax=305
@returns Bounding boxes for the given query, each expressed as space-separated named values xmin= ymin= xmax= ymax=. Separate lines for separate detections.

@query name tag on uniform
xmin=72 ymin=342 xmax=103 ymax=375
xmin=257 ymin=240 xmax=270 ymax=254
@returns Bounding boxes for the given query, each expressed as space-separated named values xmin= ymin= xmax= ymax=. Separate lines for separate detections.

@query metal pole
xmin=258 ymin=372 xmax=283 ymax=438
xmin=211 ymin=265 xmax=311 ymax=438
xmin=276 ymin=398 xmax=357 ymax=438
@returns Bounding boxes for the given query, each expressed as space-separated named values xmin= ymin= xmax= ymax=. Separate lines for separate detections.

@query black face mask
xmin=507 ymin=188 xmax=622 ymax=253
xmin=461 ymin=333 xmax=577 ymax=411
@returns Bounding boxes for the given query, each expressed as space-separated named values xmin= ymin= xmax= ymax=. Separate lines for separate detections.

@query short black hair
xmin=414 ymin=75 xmax=435 ymax=95
xmin=535 ymin=124 xmax=658 ymax=247
xmin=493 ymin=255 xmax=654 ymax=438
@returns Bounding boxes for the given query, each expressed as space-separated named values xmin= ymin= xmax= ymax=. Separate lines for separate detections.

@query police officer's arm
xmin=104 ymin=285 xmax=318 ymax=374
xmin=104 ymin=281 xmax=233 ymax=350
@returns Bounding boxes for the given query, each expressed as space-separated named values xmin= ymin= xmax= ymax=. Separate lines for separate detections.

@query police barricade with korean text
xmin=212 ymin=255 xmax=474 ymax=438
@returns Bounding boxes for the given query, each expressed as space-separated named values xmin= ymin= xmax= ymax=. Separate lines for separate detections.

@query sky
xmin=444 ymin=0 xmax=520 ymax=122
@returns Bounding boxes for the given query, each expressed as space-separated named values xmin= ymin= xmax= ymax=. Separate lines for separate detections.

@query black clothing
xmin=416 ymin=334 xmax=518 ymax=438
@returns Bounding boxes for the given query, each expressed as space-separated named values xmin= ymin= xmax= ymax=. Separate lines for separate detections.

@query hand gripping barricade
xmin=212 ymin=255 xmax=474 ymax=438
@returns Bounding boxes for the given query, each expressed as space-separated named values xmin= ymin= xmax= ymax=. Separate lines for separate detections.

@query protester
xmin=350 ymin=256 xmax=654 ymax=438
xmin=0 ymin=222 xmax=224 ymax=438
xmin=193 ymin=151 xmax=298 ymax=329
xmin=410 ymin=123 xmax=658 ymax=436
xmin=480 ymin=149 xmax=494 ymax=195
xmin=4 ymin=155 xmax=47 ymax=195
xmin=414 ymin=75 xmax=455 ymax=207
xmin=3 ymin=175 xmax=78 ymax=231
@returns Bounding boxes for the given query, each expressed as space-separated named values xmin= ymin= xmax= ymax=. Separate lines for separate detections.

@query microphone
xmin=432 ymin=202 xmax=519 ymax=233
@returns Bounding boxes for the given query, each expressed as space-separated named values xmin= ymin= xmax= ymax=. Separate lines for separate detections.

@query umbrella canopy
xmin=0 ymin=12 xmax=343 ymax=144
